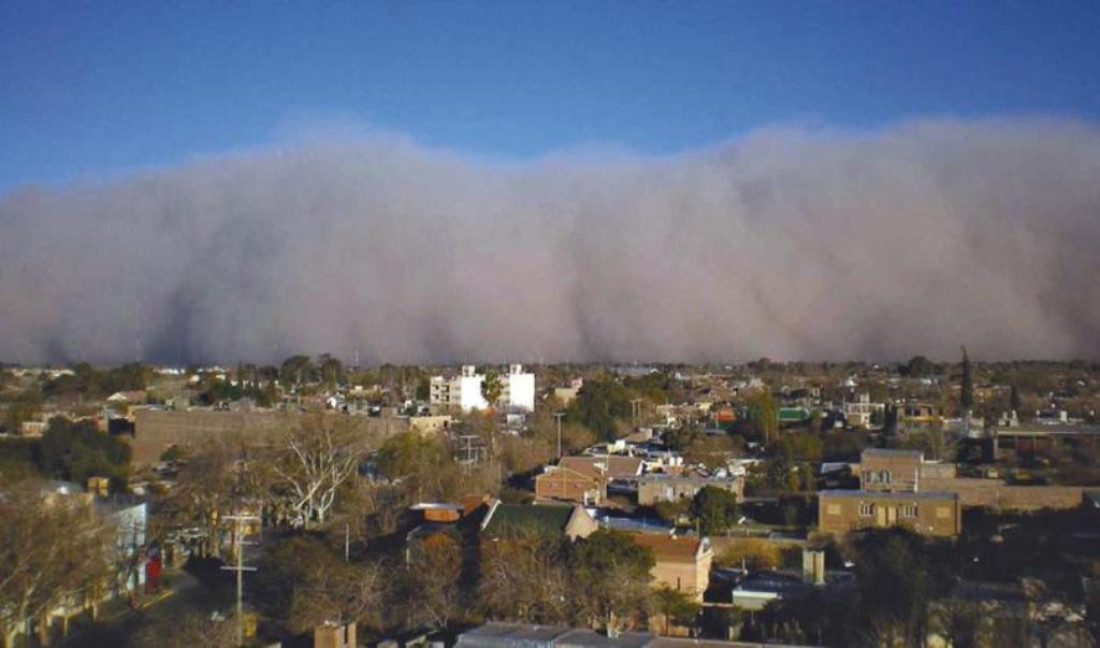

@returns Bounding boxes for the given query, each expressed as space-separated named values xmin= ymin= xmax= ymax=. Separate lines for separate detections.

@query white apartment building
xmin=501 ymin=364 xmax=535 ymax=411
xmin=428 ymin=364 xmax=535 ymax=412
xmin=430 ymin=365 xmax=489 ymax=412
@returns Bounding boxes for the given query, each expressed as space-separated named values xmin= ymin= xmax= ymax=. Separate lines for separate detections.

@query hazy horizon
xmin=2 ymin=116 xmax=1099 ymax=365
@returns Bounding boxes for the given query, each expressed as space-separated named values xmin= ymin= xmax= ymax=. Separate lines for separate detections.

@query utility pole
xmin=629 ymin=398 xmax=643 ymax=429
xmin=221 ymin=514 xmax=260 ymax=647
xmin=554 ymin=411 xmax=566 ymax=458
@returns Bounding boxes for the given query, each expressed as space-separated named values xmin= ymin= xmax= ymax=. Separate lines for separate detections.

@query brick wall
xmin=130 ymin=409 xmax=406 ymax=465
xmin=921 ymin=477 xmax=1085 ymax=511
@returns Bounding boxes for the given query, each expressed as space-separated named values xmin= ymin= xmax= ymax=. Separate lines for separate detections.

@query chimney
xmin=802 ymin=549 xmax=825 ymax=586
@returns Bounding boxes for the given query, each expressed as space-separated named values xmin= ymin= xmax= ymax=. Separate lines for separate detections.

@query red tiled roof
xmin=628 ymin=533 xmax=704 ymax=563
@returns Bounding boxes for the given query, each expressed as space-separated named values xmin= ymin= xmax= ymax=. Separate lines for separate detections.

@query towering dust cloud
xmin=1 ymin=117 xmax=1099 ymax=364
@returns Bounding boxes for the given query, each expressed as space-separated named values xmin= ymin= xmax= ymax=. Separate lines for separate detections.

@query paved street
xmin=64 ymin=570 xmax=234 ymax=648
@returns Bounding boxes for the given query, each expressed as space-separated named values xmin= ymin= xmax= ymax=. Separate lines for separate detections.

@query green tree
xmin=570 ymin=529 xmax=655 ymax=632
xmin=569 ymin=377 xmax=631 ymax=441
xmin=905 ymin=356 xmax=934 ymax=378
xmin=747 ymin=389 xmax=778 ymax=445
xmin=279 ymin=355 xmax=315 ymax=387
xmin=3 ymin=389 xmax=42 ymax=434
xmin=318 ymin=353 xmax=343 ymax=388
xmin=652 ymin=586 xmax=702 ymax=635
xmin=960 ymin=346 xmax=974 ymax=411
xmin=690 ymin=486 xmax=741 ymax=535
xmin=847 ymin=529 xmax=934 ymax=647
xmin=1009 ymin=384 xmax=1022 ymax=412
xmin=481 ymin=371 xmax=504 ymax=409
xmin=38 ymin=417 xmax=131 ymax=488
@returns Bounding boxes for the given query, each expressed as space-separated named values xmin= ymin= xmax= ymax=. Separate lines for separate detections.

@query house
xmin=409 ymin=415 xmax=453 ymax=435
xmin=859 ymin=448 xmax=923 ymax=492
xmin=561 ymin=455 xmax=645 ymax=480
xmin=553 ymin=378 xmax=584 ymax=407
xmin=817 ymin=490 xmax=961 ymax=537
xmin=731 ymin=571 xmax=814 ymax=611
xmin=480 ymin=502 xmax=597 ymax=541
xmin=628 ymin=533 xmax=713 ymax=601
xmin=636 ymin=474 xmax=743 ymax=506
xmin=535 ymin=463 xmax=607 ymax=504
xmin=990 ymin=424 xmax=1100 ymax=462
xmin=535 ymin=456 xmax=646 ymax=504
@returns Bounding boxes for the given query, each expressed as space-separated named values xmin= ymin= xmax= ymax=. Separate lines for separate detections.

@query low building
xmin=535 ymin=456 xmax=645 ymax=505
xmin=480 ymin=501 xmax=597 ymax=541
xmin=637 ymin=474 xmax=743 ymax=506
xmin=409 ymin=415 xmax=453 ymax=435
xmin=456 ymin=622 xmax=814 ymax=648
xmin=990 ymin=424 xmax=1100 ymax=462
xmin=731 ymin=571 xmax=814 ymax=611
xmin=553 ymin=378 xmax=584 ymax=406
xmin=628 ymin=533 xmax=713 ymax=601
xmin=859 ymin=448 xmax=923 ymax=492
xmin=818 ymin=490 xmax=961 ymax=537
xmin=535 ymin=463 xmax=607 ymax=504
xmin=561 ymin=455 xmax=645 ymax=480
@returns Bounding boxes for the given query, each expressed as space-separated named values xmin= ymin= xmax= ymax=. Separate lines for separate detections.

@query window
xmin=936 ymin=506 xmax=951 ymax=519
xmin=859 ymin=502 xmax=874 ymax=517
xmin=880 ymin=470 xmax=891 ymax=484
xmin=826 ymin=504 xmax=841 ymax=516
xmin=901 ymin=504 xmax=918 ymax=518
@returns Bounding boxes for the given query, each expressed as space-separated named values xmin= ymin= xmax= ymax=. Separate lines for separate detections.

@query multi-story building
xmin=430 ymin=365 xmax=489 ymax=412
xmin=628 ymin=533 xmax=713 ymax=601
xmin=843 ymin=392 xmax=884 ymax=429
xmin=817 ymin=490 xmax=961 ymax=537
xmin=859 ymin=448 xmax=923 ymax=492
xmin=820 ymin=446 xmax=962 ymax=537
xmin=429 ymin=364 xmax=536 ymax=412
xmin=501 ymin=364 xmax=535 ymax=411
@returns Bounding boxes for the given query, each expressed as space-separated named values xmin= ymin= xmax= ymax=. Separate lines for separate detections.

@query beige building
xmin=408 ymin=415 xmax=452 ymax=435
xmin=628 ymin=533 xmax=713 ymax=601
xmin=859 ymin=448 xmax=923 ymax=492
xmin=637 ymin=474 xmax=743 ymax=506
xmin=818 ymin=490 xmax=961 ymax=537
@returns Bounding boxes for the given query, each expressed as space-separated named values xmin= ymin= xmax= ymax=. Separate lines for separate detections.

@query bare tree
xmin=478 ymin=532 xmax=571 ymax=624
xmin=401 ymin=533 xmax=464 ymax=631
xmin=271 ymin=416 xmax=362 ymax=527
xmin=161 ymin=437 xmax=254 ymax=558
xmin=0 ymin=482 xmax=114 ymax=648
xmin=287 ymin=556 xmax=386 ymax=635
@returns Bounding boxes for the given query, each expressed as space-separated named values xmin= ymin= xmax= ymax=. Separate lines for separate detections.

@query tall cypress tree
xmin=960 ymin=346 xmax=973 ymax=411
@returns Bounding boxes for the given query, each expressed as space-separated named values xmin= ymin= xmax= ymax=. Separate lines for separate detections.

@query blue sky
xmin=1 ymin=1 xmax=1098 ymax=194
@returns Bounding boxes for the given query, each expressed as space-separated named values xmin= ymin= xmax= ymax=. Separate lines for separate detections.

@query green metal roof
xmin=482 ymin=503 xmax=574 ymax=537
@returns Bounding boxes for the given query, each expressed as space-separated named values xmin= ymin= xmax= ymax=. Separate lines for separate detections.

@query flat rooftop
xmin=819 ymin=489 xmax=958 ymax=501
